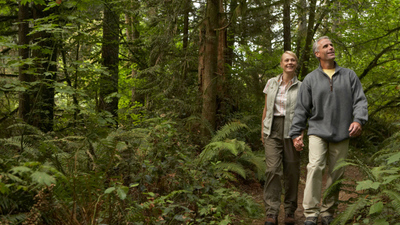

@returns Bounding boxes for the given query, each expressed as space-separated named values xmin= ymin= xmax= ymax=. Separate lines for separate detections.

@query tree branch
xmin=0 ymin=73 xmax=18 ymax=77
xmin=0 ymin=15 xmax=18 ymax=22
xmin=352 ymin=26 xmax=400 ymax=47
xmin=359 ymin=42 xmax=400 ymax=81
xmin=369 ymin=96 xmax=400 ymax=118
xmin=0 ymin=107 xmax=18 ymax=123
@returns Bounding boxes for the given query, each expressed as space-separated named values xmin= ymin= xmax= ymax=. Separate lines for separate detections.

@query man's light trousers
xmin=303 ymin=135 xmax=349 ymax=218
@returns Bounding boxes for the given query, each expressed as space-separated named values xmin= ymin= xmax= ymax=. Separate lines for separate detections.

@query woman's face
xmin=280 ymin=53 xmax=297 ymax=73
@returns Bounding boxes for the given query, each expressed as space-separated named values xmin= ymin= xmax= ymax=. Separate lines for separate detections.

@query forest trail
xmin=238 ymin=165 xmax=364 ymax=225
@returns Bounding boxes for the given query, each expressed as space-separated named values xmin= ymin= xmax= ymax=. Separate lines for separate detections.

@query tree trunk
xmin=201 ymin=0 xmax=219 ymax=132
xmin=216 ymin=0 xmax=228 ymax=128
xmin=283 ymin=0 xmax=291 ymax=51
xmin=18 ymin=2 xmax=31 ymax=123
xmin=100 ymin=0 xmax=120 ymax=117
xmin=295 ymin=0 xmax=307 ymax=59
xmin=226 ymin=0 xmax=237 ymax=69
xmin=125 ymin=0 xmax=142 ymax=106
xmin=29 ymin=3 xmax=57 ymax=132
xmin=182 ymin=0 xmax=190 ymax=81
xmin=299 ymin=0 xmax=317 ymax=79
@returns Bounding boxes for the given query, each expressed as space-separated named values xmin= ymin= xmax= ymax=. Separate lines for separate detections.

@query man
xmin=289 ymin=36 xmax=368 ymax=225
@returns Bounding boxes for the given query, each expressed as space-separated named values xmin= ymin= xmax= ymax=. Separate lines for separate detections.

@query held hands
xmin=292 ymin=133 xmax=304 ymax=151
xmin=349 ymin=122 xmax=362 ymax=137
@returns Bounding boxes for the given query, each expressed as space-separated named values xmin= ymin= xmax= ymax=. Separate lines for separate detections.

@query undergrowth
xmin=328 ymin=129 xmax=400 ymax=225
xmin=0 ymin=116 xmax=264 ymax=224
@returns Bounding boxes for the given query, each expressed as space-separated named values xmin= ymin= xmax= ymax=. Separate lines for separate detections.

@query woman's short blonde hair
xmin=281 ymin=51 xmax=298 ymax=62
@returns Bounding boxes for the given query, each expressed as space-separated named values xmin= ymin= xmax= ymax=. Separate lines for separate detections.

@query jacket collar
xmin=274 ymin=74 xmax=299 ymax=83
xmin=317 ymin=61 xmax=342 ymax=73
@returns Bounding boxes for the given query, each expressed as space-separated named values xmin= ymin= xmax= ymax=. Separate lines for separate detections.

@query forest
xmin=0 ymin=0 xmax=399 ymax=224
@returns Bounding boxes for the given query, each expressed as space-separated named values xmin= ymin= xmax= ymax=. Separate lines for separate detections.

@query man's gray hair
xmin=312 ymin=36 xmax=331 ymax=59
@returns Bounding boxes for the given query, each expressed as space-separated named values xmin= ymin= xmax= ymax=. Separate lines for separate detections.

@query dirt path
xmin=239 ymin=164 xmax=363 ymax=225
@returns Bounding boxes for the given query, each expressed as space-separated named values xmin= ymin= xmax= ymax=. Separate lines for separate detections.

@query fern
xmin=336 ymin=131 xmax=400 ymax=224
xmin=322 ymin=178 xmax=344 ymax=202
xmin=383 ymin=189 xmax=400 ymax=211
xmin=214 ymin=162 xmax=247 ymax=180
xmin=211 ymin=121 xmax=249 ymax=142
xmin=197 ymin=121 xmax=265 ymax=182
xmin=332 ymin=197 xmax=368 ymax=225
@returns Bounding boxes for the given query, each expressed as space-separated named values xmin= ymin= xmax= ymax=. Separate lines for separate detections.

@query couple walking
xmin=261 ymin=36 xmax=368 ymax=225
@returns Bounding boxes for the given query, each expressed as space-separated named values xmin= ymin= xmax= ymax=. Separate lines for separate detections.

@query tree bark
xmin=28 ymin=3 xmax=57 ymax=132
xmin=201 ymin=0 xmax=219 ymax=132
xmin=125 ymin=0 xmax=141 ymax=105
xmin=283 ymin=0 xmax=291 ymax=51
xmin=295 ymin=0 xmax=307 ymax=58
xmin=299 ymin=0 xmax=317 ymax=79
xmin=100 ymin=0 xmax=120 ymax=117
xmin=18 ymin=2 xmax=31 ymax=123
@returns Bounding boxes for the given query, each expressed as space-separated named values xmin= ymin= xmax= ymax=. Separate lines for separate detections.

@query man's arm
xmin=289 ymin=79 xmax=312 ymax=140
xmin=350 ymin=71 xmax=368 ymax=129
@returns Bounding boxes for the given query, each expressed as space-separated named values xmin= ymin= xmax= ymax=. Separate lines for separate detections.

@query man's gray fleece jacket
xmin=289 ymin=63 xmax=368 ymax=143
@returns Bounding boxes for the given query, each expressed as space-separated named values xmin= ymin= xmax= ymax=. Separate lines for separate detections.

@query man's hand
xmin=349 ymin=122 xmax=362 ymax=137
xmin=292 ymin=133 xmax=304 ymax=151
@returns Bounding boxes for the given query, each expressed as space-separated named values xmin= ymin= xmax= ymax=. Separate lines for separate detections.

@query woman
xmin=261 ymin=51 xmax=302 ymax=225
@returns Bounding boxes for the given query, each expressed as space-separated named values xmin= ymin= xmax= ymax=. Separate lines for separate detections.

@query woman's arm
xmin=261 ymin=94 xmax=268 ymax=143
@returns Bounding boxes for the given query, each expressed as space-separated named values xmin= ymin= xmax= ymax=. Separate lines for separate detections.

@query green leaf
xmin=0 ymin=182 xmax=10 ymax=194
xmin=382 ymin=175 xmax=400 ymax=184
xmin=10 ymin=166 xmax=32 ymax=174
xmin=373 ymin=218 xmax=389 ymax=225
xmin=116 ymin=186 xmax=129 ymax=200
xmin=31 ymin=171 xmax=56 ymax=186
xmin=356 ymin=180 xmax=381 ymax=191
xmin=369 ymin=201 xmax=383 ymax=215
xmin=129 ymin=183 xmax=139 ymax=188
xmin=387 ymin=151 xmax=400 ymax=164
xmin=104 ymin=187 xmax=115 ymax=194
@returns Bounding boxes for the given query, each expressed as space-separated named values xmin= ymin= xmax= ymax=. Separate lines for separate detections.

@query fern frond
xmin=238 ymin=152 xmax=266 ymax=180
xmin=332 ymin=197 xmax=368 ymax=225
xmin=0 ymin=213 xmax=26 ymax=224
xmin=216 ymin=170 xmax=238 ymax=182
xmin=383 ymin=189 xmax=400 ymax=210
xmin=211 ymin=122 xmax=248 ymax=142
xmin=7 ymin=123 xmax=44 ymax=136
xmin=214 ymin=162 xmax=246 ymax=179
xmin=199 ymin=140 xmax=238 ymax=162
xmin=345 ymin=157 xmax=377 ymax=182
xmin=322 ymin=178 xmax=345 ymax=202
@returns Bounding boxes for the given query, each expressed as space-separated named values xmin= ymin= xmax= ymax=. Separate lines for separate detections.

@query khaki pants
xmin=263 ymin=116 xmax=300 ymax=216
xmin=303 ymin=135 xmax=349 ymax=218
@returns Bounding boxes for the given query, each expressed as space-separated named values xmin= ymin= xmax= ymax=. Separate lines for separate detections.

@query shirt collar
xmin=278 ymin=74 xmax=296 ymax=85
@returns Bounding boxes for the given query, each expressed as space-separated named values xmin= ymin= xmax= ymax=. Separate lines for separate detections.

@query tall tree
xmin=18 ymin=2 xmax=31 ymax=123
xmin=298 ymin=0 xmax=317 ymax=79
xmin=200 ymin=0 xmax=219 ymax=132
xmin=27 ymin=3 xmax=58 ymax=132
xmin=283 ymin=0 xmax=291 ymax=51
xmin=295 ymin=0 xmax=307 ymax=58
xmin=99 ymin=0 xmax=120 ymax=117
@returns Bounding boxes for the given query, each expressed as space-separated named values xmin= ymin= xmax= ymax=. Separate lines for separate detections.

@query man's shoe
xmin=304 ymin=216 xmax=318 ymax=225
xmin=284 ymin=213 xmax=295 ymax=225
xmin=264 ymin=214 xmax=278 ymax=225
xmin=321 ymin=216 xmax=334 ymax=225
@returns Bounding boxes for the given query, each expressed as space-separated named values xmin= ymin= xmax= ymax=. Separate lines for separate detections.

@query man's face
xmin=315 ymin=39 xmax=335 ymax=61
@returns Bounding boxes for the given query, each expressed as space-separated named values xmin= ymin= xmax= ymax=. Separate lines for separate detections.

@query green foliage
xmin=198 ymin=121 xmax=266 ymax=181
xmin=0 ymin=117 xmax=263 ymax=224
xmin=332 ymin=131 xmax=400 ymax=224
